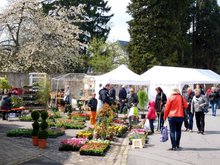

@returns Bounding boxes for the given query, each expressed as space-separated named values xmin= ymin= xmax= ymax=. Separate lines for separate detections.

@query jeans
xmin=149 ymin=119 xmax=155 ymax=133
xmin=195 ymin=112 xmax=205 ymax=132
xmin=168 ymin=117 xmax=184 ymax=148
xmin=210 ymin=102 xmax=217 ymax=116
xmin=157 ymin=112 xmax=164 ymax=131
xmin=188 ymin=113 xmax=194 ymax=130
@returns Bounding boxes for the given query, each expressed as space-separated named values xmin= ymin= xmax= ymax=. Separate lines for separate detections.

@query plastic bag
xmin=128 ymin=106 xmax=138 ymax=117
xmin=160 ymin=126 xmax=168 ymax=142
xmin=143 ymin=119 xmax=150 ymax=130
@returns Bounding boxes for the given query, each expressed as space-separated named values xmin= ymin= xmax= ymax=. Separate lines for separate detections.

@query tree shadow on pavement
xmin=204 ymin=131 xmax=220 ymax=135
xmin=182 ymin=147 xmax=220 ymax=151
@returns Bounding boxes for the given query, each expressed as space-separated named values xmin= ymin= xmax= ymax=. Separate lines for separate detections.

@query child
xmin=88 ymin=93 xmax=98 ymax=126
xmin=146 ymin=100 xmax=156 ymax=133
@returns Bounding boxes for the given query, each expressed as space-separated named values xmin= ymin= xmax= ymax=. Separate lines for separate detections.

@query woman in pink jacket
xmin=146 ymin=101 xmax=157 ymax=133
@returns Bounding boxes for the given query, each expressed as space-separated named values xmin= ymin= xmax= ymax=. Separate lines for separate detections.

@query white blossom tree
xmin=0 ymin=0 xmax=84 ymax=73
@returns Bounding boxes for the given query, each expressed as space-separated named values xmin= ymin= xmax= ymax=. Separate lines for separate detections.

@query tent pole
xmin=55 ymin=80 xmax=59 ymax=108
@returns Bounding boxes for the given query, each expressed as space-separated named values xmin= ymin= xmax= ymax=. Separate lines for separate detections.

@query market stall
xmin=141 ymin=66 xmax=220 ymax=100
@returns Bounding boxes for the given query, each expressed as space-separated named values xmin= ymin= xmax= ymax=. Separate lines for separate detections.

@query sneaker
xmin=189 ymin=130 xmax=193 ymax=133
xmin=197 ymin=131 xmax=201 ymax=134
xmin=201 ymin=132 xmax=205 ymax=135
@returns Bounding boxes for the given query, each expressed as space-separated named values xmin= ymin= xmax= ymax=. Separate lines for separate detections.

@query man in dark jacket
xmin=99 ymin=83 xmax=111 ymax=106
xmin=1 ymin=93 xmax=12 ymax=120
xmin=209 ymin=86 xmax=219 ymax=116
xmin=119 ymin=85 xmax=127 ymax=113
xmin=127 ymin=88 xmax=139 ymax=127
xmin=127 ymin=88 xmax=139 ymax=109
xmin=185 ymin=87 xmax=195 ymax=132
xmin=109 ymin=85 xmax=116 ymax=103
xmin=88 ymin=93 xmax=98 ymax=126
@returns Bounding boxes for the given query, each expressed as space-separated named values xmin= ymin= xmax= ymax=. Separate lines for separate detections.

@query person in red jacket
xmin=146 ymin=101 xmax=157 ymax=134
xmin=164 ymin=87 xmax=188 ymax=151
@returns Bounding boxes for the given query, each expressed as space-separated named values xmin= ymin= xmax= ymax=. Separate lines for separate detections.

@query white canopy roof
xmin=141 ymin=66 xmax=220 ymax=85
xmin=141 ymin=66 xmax=220 ymax=100
xmin=95 ymin=64 xmax=149 ymax=85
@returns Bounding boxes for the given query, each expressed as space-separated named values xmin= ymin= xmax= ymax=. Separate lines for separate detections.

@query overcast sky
xmin=1 ymin=0 xmax=220 ymax=42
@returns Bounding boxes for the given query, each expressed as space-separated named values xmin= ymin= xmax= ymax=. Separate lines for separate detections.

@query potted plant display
xmin=38 ymin=111 xmax=48 ymax=149
xmin=31 ymin=111 xmax=40 ymax=146
xmin=138 ymin=88 xmax=148 ymax=119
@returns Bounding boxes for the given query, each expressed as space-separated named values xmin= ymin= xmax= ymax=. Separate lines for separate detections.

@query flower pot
xmin=38 ymin=139 xmax=47 ymax=149
xmin=32 ymin=136 xmax=39 ymax=146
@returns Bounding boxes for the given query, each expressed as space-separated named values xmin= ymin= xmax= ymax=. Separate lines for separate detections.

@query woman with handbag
xmin=164 ymin=87 xmax=188 ymax=151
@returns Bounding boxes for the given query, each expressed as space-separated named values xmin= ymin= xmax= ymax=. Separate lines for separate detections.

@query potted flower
xmin=31 ymin=111 xmax=40 ymax=146
xmin=138 ymin=88 xmax=148 ymax=119
xmin=38 ymin=111 xmax=48 ymax=149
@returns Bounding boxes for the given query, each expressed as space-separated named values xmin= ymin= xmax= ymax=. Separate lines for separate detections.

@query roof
xmin=95 ymin=65 xmax=149 ymax=85
xmin=141 ymin=66 xmax=220 ymax=85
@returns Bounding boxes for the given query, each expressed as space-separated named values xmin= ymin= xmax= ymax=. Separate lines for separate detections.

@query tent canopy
xmin=141 ymin=66 xmax=220 ymax=100
xmin=141 ymin=66 xmax=220 ymax=85
xmin=95 ymin=65 xmax=149 ymax=86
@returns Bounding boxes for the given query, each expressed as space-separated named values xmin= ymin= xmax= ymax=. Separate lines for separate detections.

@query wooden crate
xmin=132 ymin=137 xmax=145 ymax=149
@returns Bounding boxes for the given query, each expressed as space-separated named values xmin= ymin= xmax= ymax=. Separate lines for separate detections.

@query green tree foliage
xmin=88 ymin=38 xmax=129 ymax=74
xmin=127 ymin=0 xmax=220 ymax=74
xmin=190 ymin=0 xmax=220 ymax=71
xmin=127 ymin=0 xmax=192 ymax=74
xmin=43 ymin=0 xmax=113 ymax=44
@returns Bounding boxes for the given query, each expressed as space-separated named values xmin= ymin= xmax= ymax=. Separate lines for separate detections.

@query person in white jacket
xmin=191 ymin=88 xmax=208 ymax=135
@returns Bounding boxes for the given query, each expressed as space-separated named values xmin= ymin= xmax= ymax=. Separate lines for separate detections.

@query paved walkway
xmin=127 ymin=110 xmax=220 ymax=165
xmin=0 ymin=119 xmax=130 ymax=165
xmin=1 ymin=110 xmax=220 ymax=165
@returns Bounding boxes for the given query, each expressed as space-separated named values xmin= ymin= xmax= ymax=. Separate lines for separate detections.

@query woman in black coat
xmin=155 ymin=87 xmax=167 ymax=130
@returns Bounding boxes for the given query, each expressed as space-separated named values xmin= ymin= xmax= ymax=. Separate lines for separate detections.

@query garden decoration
xmin=31 ymin=111 xmax=40 ymax=146
xmin=38 ymin=111 xmax=49 ymax=149
xmin=129 ymin=128 xmax=148 ymax=146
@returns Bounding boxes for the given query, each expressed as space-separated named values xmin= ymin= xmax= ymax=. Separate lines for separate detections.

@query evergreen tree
xmin=43 ymin=0 xmax=113 ymax=44
xmin=127 ymin=0 xmax=193 ymax=74
xmin=190 ymin=0 xmax=220 ymax=71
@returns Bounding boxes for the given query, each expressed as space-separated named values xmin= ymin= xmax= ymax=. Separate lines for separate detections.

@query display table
xmin=0 ymin=107 xmax=27 ymax=120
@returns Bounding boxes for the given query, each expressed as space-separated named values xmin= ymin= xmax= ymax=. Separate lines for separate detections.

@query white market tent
xmin=141 ymin=66 xmax=220 ymax=100
xmin=95 ymin=65 xmax=150 ymax=96
xmin=95 ymin=65 xmax=149 ymax=85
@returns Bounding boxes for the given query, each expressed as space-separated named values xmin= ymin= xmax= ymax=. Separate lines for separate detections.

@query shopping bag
xmin=128 ymin=106 xmax=138 ymax=117
xmin=160 ymin=126 xmax=168 ymax=142
xmin=143 ymin=119 xmax=150 ymax=130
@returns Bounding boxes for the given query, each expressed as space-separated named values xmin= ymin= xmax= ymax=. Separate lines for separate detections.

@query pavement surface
xmin=128 ymin=110 xmax=220 ymax=165
xmin=1 ymin=110 xmax=220 ymax=165
xmin=0 ymin=117 xmax=130 ymax=165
